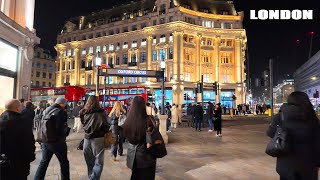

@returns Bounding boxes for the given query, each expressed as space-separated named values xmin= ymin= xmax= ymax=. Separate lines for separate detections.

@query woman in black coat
xmin=123 ymin=96 xmax=156 ymax=180
xmin=267 ymin=92 xmax=320 ymax=180
xmin=213 ymin=103 xmax=222 ymax=137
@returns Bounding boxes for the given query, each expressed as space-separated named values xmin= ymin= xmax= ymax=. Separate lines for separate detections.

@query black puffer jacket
xmin=80 ymin=108 xmax=109 ymax=139
xmin=0 ymin=110 xmax=35 ymax=163
xmin=267 ymin=104 xmax=320 ymax=180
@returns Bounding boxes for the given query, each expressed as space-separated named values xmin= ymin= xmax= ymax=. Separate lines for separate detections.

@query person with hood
xmin=0 ymin=99 xmax=35 ymax=180
xmin=171 ymin=104 xmax=179 ymax=129
xmin=108 ymin=101 xmax=126 ymax=161
xmin=267 ymin=92 xmax=320 ymax=180
xmin=80 ymin=96 xmax=109 ymax=180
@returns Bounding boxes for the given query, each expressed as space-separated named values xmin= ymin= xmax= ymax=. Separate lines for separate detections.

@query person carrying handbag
xmin=266 ymin=92 xmax=320 ymax=180
xmin=108 ymin=101 xmax=126 ymax=161
xmin=124 ymin=96 xmax=167 ymax=180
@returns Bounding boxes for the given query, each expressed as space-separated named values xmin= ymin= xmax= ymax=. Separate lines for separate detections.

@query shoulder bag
xmin=265 ymin=112 xmax=290 ymax=157
xmin=148 ymin=117 xmax=167 ymax=158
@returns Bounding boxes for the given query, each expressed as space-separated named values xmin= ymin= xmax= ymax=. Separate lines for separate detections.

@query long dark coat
xmin=213 ymin=107 xmax=222 ymax=131
xmin=267 ymin=104 xmax=320 ymax=180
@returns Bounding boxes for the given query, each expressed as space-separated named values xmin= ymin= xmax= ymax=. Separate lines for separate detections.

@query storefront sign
xmin=100 ymin=68 xmax=163 ymax=77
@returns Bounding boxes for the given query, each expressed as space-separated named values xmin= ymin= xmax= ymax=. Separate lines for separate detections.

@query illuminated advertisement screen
xmin=0 ymin=40 xmax=18 ymax=72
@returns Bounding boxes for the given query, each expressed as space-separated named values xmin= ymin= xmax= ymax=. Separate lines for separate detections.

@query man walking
xmin=34 ymin=97 xmax=70 ymax=180
xmin=0 ymin=99 xmax=35 ymax=180
xmin=207 ymin=102 xmax=214 ymax=132
xmin=193 ymin=103 xmax=204 ymax=131
xmin=73 ymin=101 xmax=82 ymax=133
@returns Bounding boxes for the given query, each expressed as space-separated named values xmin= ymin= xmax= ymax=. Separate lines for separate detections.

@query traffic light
xmin=184 ymin=93 xmax=186 ymax=100
xmin=213 ymin=82 xmax=217 ymax=94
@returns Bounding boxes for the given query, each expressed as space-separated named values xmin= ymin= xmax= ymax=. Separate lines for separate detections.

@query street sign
xmin=99 ymin=68 xmax=163 ymax=78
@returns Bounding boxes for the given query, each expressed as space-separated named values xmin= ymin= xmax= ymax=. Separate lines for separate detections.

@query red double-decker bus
xmin=30 ymin=86 xmax=85 ymax=109
xmin=86 ymin=86 xmax=147 ymax=112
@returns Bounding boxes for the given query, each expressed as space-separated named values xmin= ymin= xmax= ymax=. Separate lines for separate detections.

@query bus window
xmin=55 ymin=89 xmax=67 ymax=95
xmin=40 ymin=90 xmax=47 ymax=96
xmin=48 ymin=90 xmax=54 ymax=95
xmin=138 ymin=88 xmax=145 ymax=94
xmin=114 ymin=89 xmax=118 ymax=95
xmin=110 ymin=89 xmax=113 ymax=95
xmin=122 ymin=89 xmax=129 ymax=94
xmin=130 ymin=88 xmax=137 ymax=94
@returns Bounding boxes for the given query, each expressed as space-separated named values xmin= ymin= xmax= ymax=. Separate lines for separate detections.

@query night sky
xmin=34 ymin=0 xmax=320 ymax=84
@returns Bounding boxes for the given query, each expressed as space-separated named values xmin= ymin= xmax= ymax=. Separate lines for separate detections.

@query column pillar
xmin=195 ymin=35 xmax=201 ymax=81
xmin=214 ymin=36 xmax=221 ymax=82
xmin=147 ymin=36 xmax=153 ymax=70
xmin=173 ymin=31 xmax=183 ymax=81
xmin=58 ymin=50 xmax=64 ymax=86
xmin=74 ymin=47 xmax=80 ymax=85
xmin=235 ymin=37 xmax=242 ymax=83
xmin=179 ymin=33 xmax=184 ymax=82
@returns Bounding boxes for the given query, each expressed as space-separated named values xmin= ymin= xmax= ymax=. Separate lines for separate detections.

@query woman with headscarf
xmin=267 ymin=91 xmax=320 ymax=180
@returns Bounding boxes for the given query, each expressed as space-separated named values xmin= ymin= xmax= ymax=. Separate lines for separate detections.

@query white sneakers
xmin=215 ymin=134 xmax=222 ymax=137
xmin=167 ymin=130 xmax=172 ymax=133
xmin=208 ymin=130 xmax=213 ymax=132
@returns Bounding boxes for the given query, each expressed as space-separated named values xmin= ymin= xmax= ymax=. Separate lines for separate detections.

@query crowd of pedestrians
xmin=1 ymin=91 xmax=320 ymax=179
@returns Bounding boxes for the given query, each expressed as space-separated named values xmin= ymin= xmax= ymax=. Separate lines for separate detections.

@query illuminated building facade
xmin=31 ymin=48 xmax=56 ymax=88
xmin=0 ymin=0 xmax=40 ymax=113
xmin=56 ymin=0 xmax=247 ymax=107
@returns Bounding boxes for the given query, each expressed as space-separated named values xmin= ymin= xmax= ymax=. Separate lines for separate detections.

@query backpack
xmin=36 ymin=108 xmax=60 ymax=143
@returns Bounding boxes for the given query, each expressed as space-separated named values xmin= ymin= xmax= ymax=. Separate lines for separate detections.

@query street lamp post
xmin=160 ymin=61 xmax=166 ymax=115
xmin=95 ymin=52 xmax=102 ymax=96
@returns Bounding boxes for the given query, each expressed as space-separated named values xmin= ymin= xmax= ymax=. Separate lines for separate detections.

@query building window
xmin=169 ymin=34 xmax=173 ymax=42
xmin=140 ymin=52 xmax=146 ymax=63
xmin=221 ymin=53 xmax=232 ymax=63
xmin=42 ymin=82 xmax=46 ymax=87
xmin=63 ymin=51 xmax=67 ymax=56
xmin=160 ymin=18 xmax=166 ymax=24
xmin=49 ymin=73 xmax=52 ymax=79
xmin=123 ymin=54 xmax=128 ymax=64
xmin=109 ymin=44 xmax=114 ymax=51
xmin=37 ymin=63 xmax=41 ymax=68
xmin=116 ymin=43 xmax=121 ymax=50
xmin=43 ymin=64 xmax=47 ymax=69
xmin=189 ymin=36 xmax=194 ymax=43
xmin=204 ymin=74 xmax=210 ymax=82
xmin=87 ymin=75 xmax=92 ymax=85
xmin=36 ymin=81 xmax=39 ymax=87
xmin=48 ymin=82 xmax=52 ymax=87
xmin=207 ymin=40 xmax=212 ymax=46
xmin=96 ymin=46 xmax=101 ymax=53
xmin=169 ymin=16 xmax=174 ymax=22
xmin=131 ymin=54 xmax=137 ymax=62
xmin=103 ymin=45 xmax=107 ymax=52
xmin=116 ymin=57 xmax=120 ymax=65
xmin=89 ymin=47 xmax=94 ymax=54
xmin=123 ymin=27 xmax=128 ymax=33
xmin=141 ymin=38 xmax=147 ymax=46
xmin=123 ymin=42 xmax=128 ymax=49
xmin=81 ymin=60 xmax=86 ymax=68
xmin=31 ymin=72 xmax=34 ymax=77
xmin=185 ymin=73 xmax=191 ymax=81
xmin=169 ymin=48 xmax=173 ymax=59
xmin=153 ymin=36 xmax=157 ymax=44
xmin=152 ymin=50 xmax=157 ymax=61
xmin=32 ymin=63 xmax=34 ymax=67
xmin=36 ymin=72 xmax=40 ymax=77
xmin=132 ymin=40 xmax=138 ymax=48
xmin=141 ymin=22 xmax=147 ymax=28
xmin=160 ymin=35 xmax=166 ymax=43
xmin=159 ymin=4 xmax=166 ymax=15
xmin=43 ymin=73 xmax=46 ymax=78
xmin=159 ymin=49 xmax=166 ymax=60
xmin=226 ymin=40 xmax=233 ymax=47
xmin=81 ymin=49 xmax=86 ymax=55
xmin=67 ymin=49 xmax=72 ymax=56
xmin=132 ymin=25 xmax=137 ymax=31
xmin=223 ymin=70 xmax=232 ymax=83
xmin=222 ymin=23 xmax=232 ymax=29
xmin=108 ymin=57 xmax=113 ymax=65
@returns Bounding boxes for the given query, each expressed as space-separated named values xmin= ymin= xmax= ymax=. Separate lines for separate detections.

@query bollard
xmin=158 ymin=114 xmax=169 ymax=144
xmin=268 ymin=109 xmax=272 ymax=117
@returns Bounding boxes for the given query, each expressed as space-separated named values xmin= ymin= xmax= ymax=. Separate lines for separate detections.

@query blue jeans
xmin=195 ymin=119 xmax=202 ymax=130
xmin=208 ymin=118 xmax=213 ymax=130
xmin=166 ymin=118 xmax=171 ymax=131
xmin=83 ymin=137 xmax=105 ymax=180
xmin=34 ymin=142 xmax=70 ymax=180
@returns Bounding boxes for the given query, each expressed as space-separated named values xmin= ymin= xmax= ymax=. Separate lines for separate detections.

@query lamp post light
xmin=160 ymin=60 xmax=166 ymax=115
xmin=95 ymin=53 xmax=102 ymax=96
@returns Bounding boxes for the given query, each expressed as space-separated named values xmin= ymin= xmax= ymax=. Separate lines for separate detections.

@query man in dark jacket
xmin=34 ymin=97 xmax=70 ymax=180
xmin=72 ymin=101 xmax=82 ymax=133
xmin=186 ymin=104 xmax=193 ymax=127
xmin=0 ymin=99 xmax=35 ymax=180
xmin=21 ymin=102 xmax=35 ymax=131
xmin=193 ymin=103 xmax=204 ymax=131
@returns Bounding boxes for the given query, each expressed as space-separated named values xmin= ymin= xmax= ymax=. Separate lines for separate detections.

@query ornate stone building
xmin=56 ymin=0 xmax=247 ymax=107
xmin=31 ymin=47 xmax=56 ymax=88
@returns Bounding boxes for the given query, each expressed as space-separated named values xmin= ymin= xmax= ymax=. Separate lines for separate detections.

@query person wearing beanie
xmin=34 ymin=97 xmax=70 ymax=180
